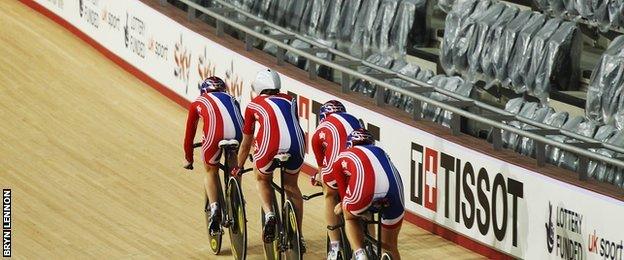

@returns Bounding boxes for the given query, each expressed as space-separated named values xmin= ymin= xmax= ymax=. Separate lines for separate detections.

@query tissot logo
xmin=410 ymin=142 xmax=524 ymax=247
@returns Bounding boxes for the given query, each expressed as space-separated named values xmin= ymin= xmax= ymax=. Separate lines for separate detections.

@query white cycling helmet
xmin=252 ymin=68 xmax=281 ymax=94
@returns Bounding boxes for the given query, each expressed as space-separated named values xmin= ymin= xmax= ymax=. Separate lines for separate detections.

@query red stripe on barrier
xmin=20 ymin=1 xmax=513 ymax=258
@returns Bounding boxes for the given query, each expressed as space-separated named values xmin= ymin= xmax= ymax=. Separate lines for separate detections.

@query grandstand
xmin=163 ymin=0 xmax=624 ymax=193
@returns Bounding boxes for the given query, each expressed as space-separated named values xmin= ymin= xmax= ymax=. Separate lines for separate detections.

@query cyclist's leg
xmin=254 ymin=154 xmax=277 ymax=215
xmin=342 ymin=209 xmax=365 ymax=253
xmin=283 ymin=151 xmax=304 ymax=230
xmin=381 ymin=223 xmax=401 ymax=260
xmin=380 ymin=178 xmax=404 ymax=260
xmin=322 ymin=182 xmax=342 ymax=243
xmin=202 ymin=143 xmax=222 ymax=212
xmin=203 ymin=163 xmax=220 ymax=207
xmin=342 ymin=171 xmax=374 ymax=255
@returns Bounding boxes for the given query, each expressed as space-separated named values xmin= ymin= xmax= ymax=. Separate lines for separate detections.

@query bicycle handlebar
xmin=302 ymin=192 xmax=324 ymax=201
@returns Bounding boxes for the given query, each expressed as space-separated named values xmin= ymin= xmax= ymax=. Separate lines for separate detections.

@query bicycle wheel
xmin=339 ymin=227 xmax=352 ymax=260
xmin=227 ymin=177 xmax=247 ymax=260
xmin=204 ymin=191 xmax=223 ymax=254
xmin=284 ymin=200 xmax=302 ymax=260
xmin=261 ymin=193 xmax=281 ymax=260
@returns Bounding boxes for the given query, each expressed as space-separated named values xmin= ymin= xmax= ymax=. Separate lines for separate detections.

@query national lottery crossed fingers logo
xmin=2 ymin=189 xmax=11 ymax=257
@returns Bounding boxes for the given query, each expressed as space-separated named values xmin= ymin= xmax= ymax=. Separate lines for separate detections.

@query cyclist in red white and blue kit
xmin=183 ymin=76 xmax=244 ymax=235
xmin=233 ymin=68 xmax=306 ymax=245
xmin=330 ymin=128 xmax=404 ymax=260
xmin=310 ymin=100 xmax=363 ymax=260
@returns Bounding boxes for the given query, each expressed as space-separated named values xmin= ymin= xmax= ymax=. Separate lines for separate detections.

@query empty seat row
xmin=350 ymin=53 xmax=474 ymax=127
xmin=500 ymin=97 xmax=624 ymax=188
xmin=586 ymin=35 xmax=624 ymax=130
xmin=535 ymin=0 xmax=624 ymax=32
xmin=441 ymin=0 xmax=581 ymax=102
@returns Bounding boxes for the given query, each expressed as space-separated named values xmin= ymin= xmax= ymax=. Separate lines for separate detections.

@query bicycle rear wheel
xmin=227 ymin=177 xmax=247 ymax=260
xmin=284 ymin=200 xmax=302 ymax=260
xmin=261 ymin=192 xmax=281 ymax=260
xmin=204 ymin=191 xmax=223 ymax=254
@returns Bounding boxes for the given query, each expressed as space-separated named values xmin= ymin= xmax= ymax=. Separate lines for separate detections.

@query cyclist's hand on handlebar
xmin=310 ymin=172 xmax=322 ymax=187
xmin=183 ymin=161 xmax=194 ymax=170
xmin=334 ymin=202 xmax=343 ymax=215
xmin=231 ymin=166 xmax=242 ymax=177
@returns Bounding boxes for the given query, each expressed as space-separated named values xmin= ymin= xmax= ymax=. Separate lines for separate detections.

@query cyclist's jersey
xmin=184 ymin=92 xmax=243 ymax=165
xmin=330 ymin=144 xmax=405 ymax=228
xmin=242 ymin=93 xmax=305 ymax=174
xmin=311 ymin=112 xmax=362 ymax=188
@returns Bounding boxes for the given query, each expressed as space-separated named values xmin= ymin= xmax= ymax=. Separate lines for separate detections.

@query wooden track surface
xmin=0 ymin=1 xmax=482 ymax=259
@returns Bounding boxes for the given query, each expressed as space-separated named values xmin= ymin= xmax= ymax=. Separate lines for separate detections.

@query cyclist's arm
xmin=236 ymin=106 xmax=255 ymax=167
xmin=237 ymin=134 xmax=253 ymax=168
xmin=183 ymin=102 xmax=200 ymax=163
xmin=311 ymin=127 xmax=325 ymax=169
xmin=331 ymin=156 xmax=349 ymax=199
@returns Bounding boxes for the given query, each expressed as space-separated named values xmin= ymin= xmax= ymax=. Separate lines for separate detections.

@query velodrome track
xmin=0 ymin=1 xmax=482 ymax=258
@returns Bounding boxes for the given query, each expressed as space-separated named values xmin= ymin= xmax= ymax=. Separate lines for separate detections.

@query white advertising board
xmin=31 ymin=0 xmax=624 ymax=258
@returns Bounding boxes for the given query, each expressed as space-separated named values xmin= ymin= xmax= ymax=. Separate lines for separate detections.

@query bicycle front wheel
xmin=284 ymin=200 xmax=302 ymax=260
xmin=381 ymin=252 xmax=393 ymax=260
xmin=227 ymin=177 xmax=247 ymax=260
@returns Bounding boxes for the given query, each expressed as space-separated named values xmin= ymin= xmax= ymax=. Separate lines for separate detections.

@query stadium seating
xmin=175 ymin=0 xmax=624 ymax=189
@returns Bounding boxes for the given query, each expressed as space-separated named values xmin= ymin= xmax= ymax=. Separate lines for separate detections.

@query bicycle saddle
xmin=218 ymin=139 xmax=239 ymax=148
xmin=273 ymin=153 xmax=291 ymax=162
xmin=369 ymin=198 xmax=390 ymax=213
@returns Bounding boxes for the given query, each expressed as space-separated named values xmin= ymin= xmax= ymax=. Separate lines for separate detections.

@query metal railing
xmin=167 ymin=0 xmax=624 ymax=181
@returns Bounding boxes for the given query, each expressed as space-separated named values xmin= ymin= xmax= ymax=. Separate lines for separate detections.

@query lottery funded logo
xmin=79 ymin=0 xmax=99 ymax=28
xmin=544 ymin=201 xmax=585 ymax=259
xmin=123 ymin=12 xmax=146 ymax=59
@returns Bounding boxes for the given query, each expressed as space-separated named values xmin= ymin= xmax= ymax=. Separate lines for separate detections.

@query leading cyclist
xmin=310 ymin=100 xmax=363 ymax=260
xmin=232 ymin=68 xmax=307 ymax=247
xmin=183 ymin=76 xmax=244 ymax=235
xmin=330 ymin=128 xmax=404 ymax=260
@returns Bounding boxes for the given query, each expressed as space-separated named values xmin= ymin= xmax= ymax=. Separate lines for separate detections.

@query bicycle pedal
xmin=210 ymin=230 xmax=224 ymax=236
xmin=223 ymin=220 xmax=232 ymax=228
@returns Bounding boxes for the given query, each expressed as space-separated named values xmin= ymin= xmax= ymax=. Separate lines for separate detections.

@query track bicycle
xmin=187 ymin=140 xmax=252 ymax=259
xmin=261 ymin=153 xmax=303 ymax=260
xmin=302 ymin=191 xmax=352 ymax=260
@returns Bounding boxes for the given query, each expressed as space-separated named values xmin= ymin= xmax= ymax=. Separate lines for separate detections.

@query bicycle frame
xmin=270 ymin=160 xmax=288 ymax=252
